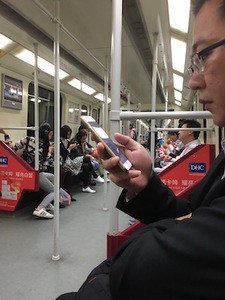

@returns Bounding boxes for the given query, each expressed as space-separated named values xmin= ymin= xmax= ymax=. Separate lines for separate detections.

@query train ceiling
xmin=0 ymin=0 xmax=194 ymax=111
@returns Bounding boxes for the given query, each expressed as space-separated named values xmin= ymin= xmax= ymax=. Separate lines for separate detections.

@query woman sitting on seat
xmin=66 ymin=129 xmax=104 ymax=193
xmin=10 ymin=122 xmax=69 ymax=218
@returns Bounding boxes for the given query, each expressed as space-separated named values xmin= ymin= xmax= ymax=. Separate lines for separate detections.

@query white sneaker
xmin=46 ymin=203 xmax=54 ymax=211
xmin=33 ymin=208 xmax=54 ymax=219
xmin=82 ymin=186 xmax=96 ymax=193
xmin=94 ymin=176 xmax=104 ymax=183
xmin=128 ymin=217 xmax=137 ymax=225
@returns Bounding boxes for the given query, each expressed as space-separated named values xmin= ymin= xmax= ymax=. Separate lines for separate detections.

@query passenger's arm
xmin=116 ymin=172 xmax=190 ymax=224
xmin=109 ymin=198 xmax=225 ymax=299
xmin=97 ymin=133 xmax=190 ymax=223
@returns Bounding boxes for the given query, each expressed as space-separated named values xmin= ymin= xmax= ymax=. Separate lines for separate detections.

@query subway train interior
xmin=0 ymin=0 xmax=224 ymax=299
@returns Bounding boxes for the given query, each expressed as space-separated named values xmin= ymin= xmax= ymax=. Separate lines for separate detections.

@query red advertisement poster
xmin=160 ymin=145 xmax=215 ymax=194
xmin=0 ymin=141 xmax=38 ymax=211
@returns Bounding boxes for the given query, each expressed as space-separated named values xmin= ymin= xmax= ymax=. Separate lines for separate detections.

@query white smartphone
xmin=80 ymin=116 xmax=132 ymax=171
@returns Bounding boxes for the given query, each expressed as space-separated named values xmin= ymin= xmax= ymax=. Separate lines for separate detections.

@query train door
xmin=27 ymin=82 xmax=62 ymax=134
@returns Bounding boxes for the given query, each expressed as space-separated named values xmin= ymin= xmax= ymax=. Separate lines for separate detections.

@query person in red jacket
xmin=57 ymin=0 xmax=225 ymax=299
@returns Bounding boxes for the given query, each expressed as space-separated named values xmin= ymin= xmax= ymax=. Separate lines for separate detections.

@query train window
xmin=81 ymin=104 xmax=88 ymax=116
xmin=27 ymin=83 xmax=62 ymax=135
xmin=68 ymin=102 xmax=80 ymax=124
xmin=92 ymin=108 xmax=98 ymax=122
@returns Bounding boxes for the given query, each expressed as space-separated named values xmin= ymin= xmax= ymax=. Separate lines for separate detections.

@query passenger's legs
xmin=33 ymin=172 xmax=54 ymax=219
xmin=81 ymin=163 xmax=96 ymax=193
xmin=88 ymin=161 xmax=105 ymax=183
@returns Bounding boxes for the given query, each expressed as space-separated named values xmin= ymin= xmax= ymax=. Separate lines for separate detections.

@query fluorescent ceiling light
xmin=175 ymin=100 xmax=182 ymax=106
xmin=29 ymin=98 xmax=42 ymax=103
xmin=68 ymin=78 xmax=81 ymax=90
xmin=168 ymin=0 xmax=190 ymax=33
xmin=15 ymin=49 xmax=69 ymax=80
xmin=94 ymin=93 xmax=111 ymax=103
xmin=68 ymin=108 xmax=80 ymax=112
xmin=171 ymin=38 xmax=187 ymax=73
xmin=81 ymin=83 xmax=96 ymax=95
xmin=94 ymin=93 xmax=104 ymax=101
xmin=68 ymin=79 xmax=96 ymax=95
xmin=174 ymin=90 xmax=182 ymax=101
xmin=173 ymin=73 xmax=183 ymax=91
xmin=0 ymin=34 xmax=14 ymax=49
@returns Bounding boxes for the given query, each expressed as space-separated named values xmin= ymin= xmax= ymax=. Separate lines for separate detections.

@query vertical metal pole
xmin=138 ymin=119 xmax=141 ymax=142
xmin=123 ymin=91 xmax=130 ymax=136
xmin=33 ymin=43 xmax=39 ymax=171
xmin=103 ymin=69 xmax=109 ymax=211
xmin=150 ymin=33 xmax=159 ymax=161
xmin=109 ymin=0 xmax=123 ymax=234
xmin=52 ymin=0 xmax=60 ymax=261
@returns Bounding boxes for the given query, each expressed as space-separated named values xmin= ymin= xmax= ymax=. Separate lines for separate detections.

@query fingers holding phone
xmin=97 ymin=133 xmax=153 ymax=193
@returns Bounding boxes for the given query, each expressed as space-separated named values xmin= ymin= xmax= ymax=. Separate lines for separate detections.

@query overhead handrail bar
xmin=32 ymin=0 xmax=107 ymax=71
xmin=0 ymin=127 xmax=38 ymax=131
xmin=156 ymin=127 xmax=214 ymax=132
xmin=119 ymin=111 xmax=212 ymax=120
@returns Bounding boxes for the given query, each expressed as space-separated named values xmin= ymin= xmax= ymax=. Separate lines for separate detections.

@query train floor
xmin=0 ymin=179 xmax=130 ymax=300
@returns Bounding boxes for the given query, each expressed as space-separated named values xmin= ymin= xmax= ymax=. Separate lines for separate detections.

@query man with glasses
xmin=57 ymin=1 xmax=225 ymax=299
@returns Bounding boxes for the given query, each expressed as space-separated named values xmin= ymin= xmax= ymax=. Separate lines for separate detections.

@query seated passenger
xmin=164 ymin=131 xmax=183 ymax=158
xmin=154 ymin=131 xmax=183 ymax=167
xmin=78 ymin=125 xmax=105 ymax=177
xmin=65 ymin=129 xmax=104 ymax=193
xmin=129 ymin=123 xmax=137 ymax=141
xmin=154 ymin=119 xmax=201 ymax=173
xmin=9 ymin=122 xmax=69 ymax=218
xmin=139 ymin=134 xmax=147 ymax=148
xmin=0 ymin=129 xmax=9 ymax=147
xmin=60 ymin=125 xmax=78 ymax=201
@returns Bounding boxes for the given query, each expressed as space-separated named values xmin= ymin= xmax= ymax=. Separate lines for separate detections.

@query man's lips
xmin=199 ymin=99 xmax=213 ymax=110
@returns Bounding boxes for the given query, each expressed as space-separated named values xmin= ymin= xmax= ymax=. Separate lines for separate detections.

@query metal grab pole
xmin=109 ymin=0 xmax=123 ymax=235
xmin=103 ymin=69 xmax=109 ymax=211
xmin=52 ymin=0 xmax=60 ymax=261
xmin=123 ymin=92 xmax=130 ymax=136
xmin=151 ymin=33 xmax=159 ymax=162
xmin=33 ymin=43 xmax=39 ymax=171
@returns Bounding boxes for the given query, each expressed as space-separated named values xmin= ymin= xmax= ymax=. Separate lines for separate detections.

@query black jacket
xmin=70 ymin=152 xmax=225 ymax=300
xmin=108 ymin=151 xmax=225 ymax=299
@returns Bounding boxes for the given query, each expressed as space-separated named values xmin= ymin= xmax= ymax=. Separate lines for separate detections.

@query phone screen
xmin=81 ymin=116 xmax=132 ymax=171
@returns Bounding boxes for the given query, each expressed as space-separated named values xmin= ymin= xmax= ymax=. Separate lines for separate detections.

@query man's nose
xmin=188 ymin=72 xmax=206 ymax=91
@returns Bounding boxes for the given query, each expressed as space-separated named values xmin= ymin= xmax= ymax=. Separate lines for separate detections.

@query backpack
xmin=21 ymin=136 xmax=35 ymax=167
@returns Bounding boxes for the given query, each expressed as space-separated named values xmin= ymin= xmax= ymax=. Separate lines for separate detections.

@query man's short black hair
xmin=180 ymin=119 xmax=201 ymax=139
xmin=191 ymin=0 xmax=225 ymax=17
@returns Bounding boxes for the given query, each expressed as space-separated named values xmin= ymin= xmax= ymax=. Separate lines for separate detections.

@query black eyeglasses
xmin=188 ymin=39 xmax=225 ymax=76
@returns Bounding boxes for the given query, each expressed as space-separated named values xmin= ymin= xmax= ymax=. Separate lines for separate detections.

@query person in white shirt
xmin=154 ymin=119 xmax=201 ymax=172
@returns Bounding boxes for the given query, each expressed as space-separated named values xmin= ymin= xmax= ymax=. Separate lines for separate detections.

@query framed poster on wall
xmin=1 ymin=74 xmax=23 ymax=110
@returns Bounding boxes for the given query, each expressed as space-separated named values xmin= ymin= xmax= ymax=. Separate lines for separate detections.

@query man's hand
xmin=97 ymin=133 xmax=153 ymax=194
